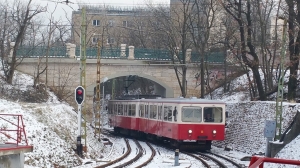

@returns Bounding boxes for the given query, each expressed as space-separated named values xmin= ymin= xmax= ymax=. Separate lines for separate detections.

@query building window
xmin=92 ymin=37 xmax=99 ymax=44
xmin=123 ymin=21 xmax=127 ymax=27
xmin=138 ymin=21 xmax=144 ymax=30
xmin=108 ymin=20 xmax=114 ymax=27
xmin=93 ymin=20 xmax=100 ymax=26
xmin=107 ymin=37 xmax=114 ymax=44
xmin=138 ymin=25 xmax=143 ymax=30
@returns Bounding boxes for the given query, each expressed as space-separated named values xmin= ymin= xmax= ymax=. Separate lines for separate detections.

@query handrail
xmin=249 ymin=156 xmax=300 ymax=168
xmin=17 ymin=46 xmax=227 ymax=63
xmin=0 ymin=114 xmax=28 ymax=146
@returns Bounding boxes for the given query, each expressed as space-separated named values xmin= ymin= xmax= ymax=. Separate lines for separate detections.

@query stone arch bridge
xmin=14 ymin=44 xmax=240 ymax=108
xmin=17 ymin=58 xmax=238 ymax=106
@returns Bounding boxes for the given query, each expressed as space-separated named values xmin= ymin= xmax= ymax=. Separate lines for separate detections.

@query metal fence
xmin=16 ymin=46 xmax=225 ymax=63
xmin=191 ymin=51 xmax=225 ymax=63
xmin=16 ymin=46 xmax=67 ymax=57
xmin=75 ymin=47 xmax=122 ymax=58
xmin=134 ymin=48 xmax=171 ymax=60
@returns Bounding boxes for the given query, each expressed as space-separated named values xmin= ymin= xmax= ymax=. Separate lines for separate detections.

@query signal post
xmin=75 ymin=86 xmax=85 ymax=157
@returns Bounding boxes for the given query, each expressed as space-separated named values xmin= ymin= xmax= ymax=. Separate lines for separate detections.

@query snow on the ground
xmin=0 ymin=66 xmax=300 ymax=167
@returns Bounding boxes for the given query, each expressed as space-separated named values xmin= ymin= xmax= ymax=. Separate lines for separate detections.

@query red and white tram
xmin=108 ymin=97 xmax=226 ymax=150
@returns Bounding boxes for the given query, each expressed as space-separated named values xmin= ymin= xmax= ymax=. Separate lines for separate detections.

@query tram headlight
xmin=212 ymin=130 xmax=217 ymax=134
xmin=188 ymin=130 xmax=192 ymax=134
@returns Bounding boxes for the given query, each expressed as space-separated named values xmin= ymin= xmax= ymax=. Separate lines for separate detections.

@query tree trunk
xmin=287 ymin=0 xmax=300 ymax=101
xmin=200 ymin=47 xmax=205 ymax=98
xmin=182 ymin=66 xmax=187 ymax=97
xmin=252 ymin=67 xmax=266 ymax=100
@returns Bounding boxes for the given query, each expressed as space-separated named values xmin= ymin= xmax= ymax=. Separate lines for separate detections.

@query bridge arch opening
xmin=86 ymin=72 xmax=174 ymax=98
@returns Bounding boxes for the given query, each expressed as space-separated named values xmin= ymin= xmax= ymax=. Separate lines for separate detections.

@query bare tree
xmin=32 ymin=4 xmax=59 ymax=87
xmin=219 ymin=0 xmax=282 ymax=100
xmin=35 ymin=4 xmax=77 ymax=102
xmin=187 ymin=0 xmax=219 ymax=98
xmin=0 ymin=0 xmax=44 ymax=84
xmin=150 ymin=1 xmax=192 ymax=97
xmin=285 ymin=0 xmax=300 ymax=101
xmin=220 ymin=12 xmax=240 ymax=93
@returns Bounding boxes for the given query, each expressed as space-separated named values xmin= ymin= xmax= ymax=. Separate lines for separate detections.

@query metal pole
xmin=174 ymin=149 xmax=179 ymax=166
xmin=265 ymin=137 xmax=272 ymax=157
xmin=77 ymin=104 xmax=82 ymax=136
xmin=275 ymin=18 xmax=287 ymax=140
xmin=79 ymin=7 xmax=87 ymax=151
xmin=94 ymin=40 xmax=101 ymax=138
xmin=77 ymin=104 xmax=82 ymax=156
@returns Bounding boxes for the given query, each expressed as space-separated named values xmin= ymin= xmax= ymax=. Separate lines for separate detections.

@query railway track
xmin=94 ymin=137 xmax=155 ymax=168
xmin=99 ymin=128 xmax=241 ymax=168
xmin=184 ymin=151 xmax=242 ymax=168
xmin=134 ymin=142 xmax=156 ymax=168
xmin=183 ymin=152 xmax=211 ymax=168
xmin=207 ymin=151 xmax=243 ymax=168
xmin=94 ymin=138 xmax=131 ymax=168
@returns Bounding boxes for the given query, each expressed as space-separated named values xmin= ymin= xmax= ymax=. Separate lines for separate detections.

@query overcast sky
xmin=34 ymin=0 xmax=169 ymax=23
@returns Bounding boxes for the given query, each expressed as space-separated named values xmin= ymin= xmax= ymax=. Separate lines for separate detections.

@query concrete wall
xmin=0 ymin=153 xmax=24 ymax=168
xmin=269 ymin=111 xmax=300 ymax=157
xmin=213 ymin=102 xmax=299 ymax=156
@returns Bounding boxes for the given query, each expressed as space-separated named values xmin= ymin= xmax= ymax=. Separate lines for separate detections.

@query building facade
xmin=71 ymin=5 xmax=163 ymax=49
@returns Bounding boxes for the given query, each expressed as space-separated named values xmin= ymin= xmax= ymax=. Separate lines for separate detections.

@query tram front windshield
xmin=182 ymin=106 xmax=223 ymax=123
xmin=181 ymin=107 xmax=202 ymax=122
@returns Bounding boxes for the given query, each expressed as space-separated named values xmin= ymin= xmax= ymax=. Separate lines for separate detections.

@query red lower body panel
xmin=109 ymin=115 xmax=225 ymax=141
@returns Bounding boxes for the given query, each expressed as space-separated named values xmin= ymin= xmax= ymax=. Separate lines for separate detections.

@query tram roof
xmin=109 ymin=97 xmax=225 ymax=104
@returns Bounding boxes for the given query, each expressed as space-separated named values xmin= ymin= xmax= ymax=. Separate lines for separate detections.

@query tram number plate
xmin=198 ymin=136 xmax=208 ymax=139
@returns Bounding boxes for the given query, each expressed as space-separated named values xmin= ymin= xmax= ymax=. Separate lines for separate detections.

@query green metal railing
xmin=134 ymin=48 xmax=171 ymax=60
xmin=16 ymin=46 xmax=67 ymax=57
xmin=191 ymin=51 xmax=225 ymax=63
xmin=75 ymin=47 xmax=122 ymax=58
xmin=16 ymin=46 xmax=225 ymax=63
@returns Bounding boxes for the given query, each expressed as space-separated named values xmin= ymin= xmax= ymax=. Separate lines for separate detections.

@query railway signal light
xmin=75 ymin=86 xmax=85 ymax=105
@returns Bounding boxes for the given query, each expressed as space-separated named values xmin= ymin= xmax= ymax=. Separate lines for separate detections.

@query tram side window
xmin=158 ymin=106 xmax=162 ymax=120
xmin=150 ymin=105 xmax=153 ymax=118
xmin=124 ymin=104 xmax=128 ymax=116
xmin=129 ymin=104 xmax=136 ymax=116
xmin=139 ymin=104 xmax=144 ymax=117
xmin=118 ymin=104 xmax=123 ymax=115
xmin=145 ymin=105 xmax=149 ymax=118
xmin=164 ymin=106 xmax=172 ymax=121
xmin=128 ymin=104 xmax=131 ymax=116
xmin=132 ymin=104 xmax=136 ymax=116
xmin=150 ymin=105 xmax=157 ymax=119
xmin=204 ymin=107 xmax=223 ymax=123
